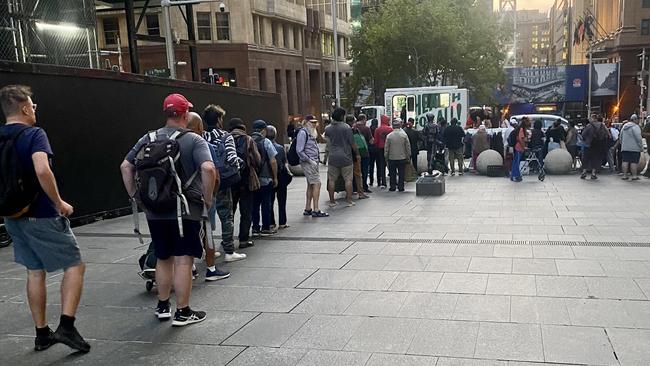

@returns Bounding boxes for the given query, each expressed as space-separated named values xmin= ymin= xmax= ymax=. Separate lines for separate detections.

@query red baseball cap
xmin=163 ymin=93 xmax=193 ymax=115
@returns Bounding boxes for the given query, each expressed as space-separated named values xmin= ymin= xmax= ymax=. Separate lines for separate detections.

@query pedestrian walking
xmin=249 ymin=120 xmax=278 ymax=237
xmin=443 ymin=118 xmax=466 ymax=175
xmin=384 ymin=118 xmax=411 ymax=192
xmin=297 ymin=118 xmax=328 ymax=217
xmin=267 ymin=125 xmax=292 ymax=229
xmin=620 ymin=114 xmax=643 ymax=181
xmin=326 ymin=108 xmax=359 ymax=207
xmin=510 ymin=116 xmax=530 ymax=182
xmin=187 ymin=112 xmax=231 ymax=281
xmin=580 ymin=116 xmax=609 ymax=180
xmin=202 ymin=105 xmax=248 ymax=265
xmin=0 ymin=85 xmax=90 ymax=352
xmin=373 ymin=115 xmax=393 ymax=189
xmin=121 ymin=93 xmax=216 ymax=326
xmin=228 ymin=118 xmax=262 ymax=249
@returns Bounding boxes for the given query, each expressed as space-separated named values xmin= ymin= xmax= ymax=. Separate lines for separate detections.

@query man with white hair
xmin=297 ymin=119 xmax=328 ymax=217
xmin=384 ymin=118 xmax=411 ymax=192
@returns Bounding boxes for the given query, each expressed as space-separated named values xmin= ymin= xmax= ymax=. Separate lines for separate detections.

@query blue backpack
xmin=209 ymin=133 xmax=241 ymax=190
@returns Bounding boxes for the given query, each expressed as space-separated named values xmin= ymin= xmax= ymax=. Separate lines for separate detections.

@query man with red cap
xmin=121 ymin=93 xmax=217 ymax=326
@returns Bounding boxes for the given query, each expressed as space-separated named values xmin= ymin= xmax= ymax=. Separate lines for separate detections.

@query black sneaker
xmin=261 ymin=229 xmax=276 ymax=237
xmin=53 ymin=325 xmax=90 ymax=353
xmin=172 ymin=308 xmax=207 ymax=327
xmin=205 ymin=267 xmax=230 ymax=282
xmin=239 ymin=240 xmax=254 ymax=249
xmin=34 ymin=327 xmax=56 ymax=351
xmin=251 ymin=229 xmax=261 ymax=237
xmin=155 ymin=301 xmax=172 ymax=320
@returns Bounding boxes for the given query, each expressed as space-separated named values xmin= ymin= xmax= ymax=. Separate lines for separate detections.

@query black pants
xmin=388 ymin=159 xmax=407 ymax=191
xmin=252 ymin=183 xmax=274 ymax=231
xmin=271 ymin=183 xmax=288 ymax=226
xmin=376 ymin=148 xmax=387 ymax=186
xmin=231 ymin=186 xmax=253 ymax=241
xmin=411 ymin=151 xmax=419 ymax=172
xmin=368 ymin=146 xmax=377 ymax=185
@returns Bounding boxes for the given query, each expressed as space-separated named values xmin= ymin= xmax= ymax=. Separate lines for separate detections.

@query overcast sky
xmin=494 ymin=0 xmax=554 ymax=14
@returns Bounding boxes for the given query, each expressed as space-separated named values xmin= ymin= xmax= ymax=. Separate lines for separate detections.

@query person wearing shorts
xmin=619 ymin=114 xmax=643 ymax=181
xmin=325 ymin=108 xmax=359 ymax=207
xmin=0 ymin=85 xmax=90 ymax=353
xmin=121 ymin=93 xmax=217 ymax=327
xmin=297 ymin=119 xmax=328 ymax=217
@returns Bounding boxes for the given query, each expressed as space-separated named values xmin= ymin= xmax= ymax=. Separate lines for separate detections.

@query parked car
xmin=510 ymin=114 xmax=569 ymax=131
xmin=0 ymin=219 xmax=11 ymax=248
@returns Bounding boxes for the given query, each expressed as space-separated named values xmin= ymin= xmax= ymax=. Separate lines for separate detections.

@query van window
xmin=422 ymin=93 xmax=450 ymax=110
xmin=392 ymin=95 xmax=407 ymax=119
xmin=362 ymin=108 xmax=377 ymax=120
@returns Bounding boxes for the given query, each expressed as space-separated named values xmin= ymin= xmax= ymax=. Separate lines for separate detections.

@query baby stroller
xmin=429 ymin=146 xmax=449 ymax=175
xmin=520 ymin=147 xmax=546 ymax=181
xmin=138 ymin=241 xmax=200 ymax=292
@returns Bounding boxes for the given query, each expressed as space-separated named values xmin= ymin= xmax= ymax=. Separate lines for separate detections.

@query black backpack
xmin=287 ymin=129 xmax=302 ymax=166
xmin=134 ymin=130 xmax=196 ymax=214
xmin=0 ymin=126 xmax=39 ymax=217
xmin=507 ymin=128 xmax=518 ymax=147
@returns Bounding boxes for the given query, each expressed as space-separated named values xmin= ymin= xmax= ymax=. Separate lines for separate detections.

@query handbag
xmin=278 ymin=168 xmax=293 ymax=186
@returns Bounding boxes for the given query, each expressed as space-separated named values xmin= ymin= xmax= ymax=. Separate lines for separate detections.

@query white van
xmin=384 ymin=86 xmax=469 ymax=131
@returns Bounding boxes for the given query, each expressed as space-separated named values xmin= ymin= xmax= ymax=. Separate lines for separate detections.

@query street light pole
xmin=640 ymin=48 xmax=646 ymax=115
xmin=587 ymin=46 xmax=592 ymax=114
xmin=161 ymin=1 xmax=176 ymax=78
xmin=332 ymin=0 xmax=340 ymax=107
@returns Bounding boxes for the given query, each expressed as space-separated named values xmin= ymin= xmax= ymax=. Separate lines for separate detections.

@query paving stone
xmin=388 ymin=271 xmax=443 ymax=292
xmin=365 ymin=353 xmax=438 ymax=366
xmin=511 ymin=258 xmax=558 ymax=275
xmin=342 ymin=270 xmax=400 ymax=290
xmin=606 ymin=328 xmax=650 ymax=366
xmin=565 ymin=298 xmax=636 ymax=327
xmin=253 ymin=240 xmax=353 ymax=254
xmin=416 ymin=244 xmax=457 ymax=256
xmin=342 ymin=242 xmax=387 ymax=255
xmin=295 ymin=350 xmax=371 ymax=366
xmin=493 ymin=245 xmax=532 ymax=258
xmin=612 ymin=247 xmax=650 ymax=261
xmin=383 ymin=255 xmax=431 ymax=271
xmin=437 ymin=358 xmax=507 ymax=366
xmin=623 ymin=300 xmax=650 ymax=328
xmin=599 ymin=260 xmax=650 ymax=278
xmin=426 ymin=257 xmax=471 ymax=272
xmin=342 ymin=255 xmax=392 ymax=270
xmin=437 ymin=273 xmax=488 ymax=294
xmin=379 ymin=243 xmax=422 ymax=255
xmin=474 ymin=322 xmax=543 ymax=362
xmin=636 ymin=278 xmax=650 ymax=298
xmin=223 ymin=313 xmax=310 ymax=347
xmin=297 ymin=269 xmax=357 ymax=289
xmin=468 ymin=257 xmax=512 ymax=274
xmin=207 ymin=267 xmax=316 ymax=288
xmin=344 ymin=291 xmax=408 ymax=317
xmin=535 ymin=276 xmax=589 ymax=298
xmin=555 ymin=259 xmax=606 ymax=276
xmin=227 ymin=253 xmax=354 ymax=269
xmin=291 ymin=289 xmax=360 ymax=315
xmin=408 ymin=320 xmax=480 ymax=358
xmin=486 ymin=274 xmax=536 ymax=296
xmin=454 ymin=244 xmax=494 ymax=257
xmin=532 ymin=246 xmax=575 ymax=259
xmin=344 ymin=317 xmax=419 ymax=353
xmin=510 ymin=296 xmax=570 ymax=325
xmin=228 ymin=347 xmax=308 ymax=366
xmin=570 ymin=246 xmax=617 ymax=259
xmin=585 ymin=277 xmax=647 ymax=300
xmin=397 ymin=293 xmax=459 ymax=320
xmin=452 ymin=294 xmax=510 ymax=322
xmin=542 ymin=325 xmax=617 ymax=365
xmin=284 ymin=315 xmax=366 ymax=350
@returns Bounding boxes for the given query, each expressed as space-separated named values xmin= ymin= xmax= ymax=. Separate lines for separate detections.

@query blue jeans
xmin=511 ymin=150 xmax=522 ymax=179
xmin=252 ymin=183 xmax=274 ymax=231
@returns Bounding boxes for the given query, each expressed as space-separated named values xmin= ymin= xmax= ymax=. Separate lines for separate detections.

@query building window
xmin=216 ymin=12 xmax=230 ymax=41
xmin=253 ymin=16 xmax=259 ymax=44
xmin=103 ymin=17 xmax=119 ymax=45
xmin=197 ymin=12 xmax=212 ymax=40
xmin=258 ymin=68 xmax=267 ymax=91
xmin=272 ymin=22 xmax=279 ymax=46
xmin=284 ymin=24 xmax=291 ymax=49
xmin=642 ymin=19 xmax=650 ymax=35
xmin=294 ymin=27 xmax=300 ymax=49
xmin=643 ymin=0 xmax=650 ymax=8
xmin=145 ymin=14 xmax=159 ymax=36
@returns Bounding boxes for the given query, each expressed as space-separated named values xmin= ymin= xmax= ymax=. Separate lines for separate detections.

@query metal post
xmin=185 ymin=4 xmax=199 ymax=81
xmin=162 ymin=1 xmax=176 ymax=78
xmin=331 ymin=0 xmax=340 ymax=107
xmin=124 ymin=0 xmax=141 ymax=73
xmin=587 ymin=45 xmax=593 ymax=113
xmin=640 ymin=48 xmax=646 ymax=115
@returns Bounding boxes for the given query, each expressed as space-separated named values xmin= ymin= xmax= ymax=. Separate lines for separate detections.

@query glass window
xmin=642 ymin=19 xmax=650 ymax=36
xmin=643 ymin=0 xmax=650 ymax=8
xmin=216 ymin=12 xmax=230 ymax=40
xmin=145 ymin=14 xmax=159 ymax=36
xmin=102 ymin=17 xmax=119 ymax=45
xmin=392 ymin=95 xmax=406 ymax=119
xmin=197 ymin=12 xmax=212 ymax=40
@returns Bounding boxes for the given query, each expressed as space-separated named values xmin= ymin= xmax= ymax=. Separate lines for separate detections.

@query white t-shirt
xmin=610 ymin=127 xmax=619 ymax=141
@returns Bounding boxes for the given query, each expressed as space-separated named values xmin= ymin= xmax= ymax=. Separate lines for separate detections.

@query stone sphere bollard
xmin=638 ymin=153 xmax=648 ymax=172
xmin=476 ymin=150 xmax=503 ymax=175
xmin=544 ymin=148 xmax=573 ymax=175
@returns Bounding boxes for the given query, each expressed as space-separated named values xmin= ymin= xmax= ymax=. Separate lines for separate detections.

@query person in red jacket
xmin=373 ymin=115 xmax=393 ymax=188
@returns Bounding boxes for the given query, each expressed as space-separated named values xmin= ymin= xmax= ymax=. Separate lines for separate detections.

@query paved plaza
xmin=2 ymin=172 xmax=650 ymax=365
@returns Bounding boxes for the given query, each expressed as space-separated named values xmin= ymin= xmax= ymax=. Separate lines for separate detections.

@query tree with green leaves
xmin=348 ymin=0 xmax=508 ymax=108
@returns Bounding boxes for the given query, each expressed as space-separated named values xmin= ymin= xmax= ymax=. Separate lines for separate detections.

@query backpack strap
xmin=148 ymin=131 xmax=157 ymax=142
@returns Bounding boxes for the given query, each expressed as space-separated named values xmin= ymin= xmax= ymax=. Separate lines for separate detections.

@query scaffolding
xmin=499 ymin=0 xmax=517 ymax=67
xmin=0 ymin=0 xmax=100 ymax=68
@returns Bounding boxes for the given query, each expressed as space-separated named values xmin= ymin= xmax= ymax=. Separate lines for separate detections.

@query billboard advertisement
xmin=591 ymin=63 xmax=618 ymax=97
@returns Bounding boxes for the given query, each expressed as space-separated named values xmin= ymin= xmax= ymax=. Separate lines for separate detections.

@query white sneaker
xmin=214 ymin=251 xmax=221 ymax=258
xmin=224 ymin=252 xmax=247 ymax=262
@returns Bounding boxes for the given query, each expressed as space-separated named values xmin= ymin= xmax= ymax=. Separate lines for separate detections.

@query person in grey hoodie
xmin=620 ymin=114 xmax=643 ymax=180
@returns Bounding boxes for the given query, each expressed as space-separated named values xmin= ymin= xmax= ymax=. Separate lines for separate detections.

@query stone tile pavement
xmin=1 ymin=173 xmax=650 ymax=365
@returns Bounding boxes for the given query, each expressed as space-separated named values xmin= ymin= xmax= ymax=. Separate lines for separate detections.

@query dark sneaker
xmin=261 ymin=229 xmax=276 ymax=237
xmin=192 ymin=268 xmax=198 ymax=280
xmin=172 ymin=308 xmax=207 ymax=327
xmin=205 ymin=267 xmax=230 ymax=282
xmin=251 ymin=229 xmax=261 ymax=237
xmin=34 ymin=327 xmax=56 ymax=351
xmin=155 ymin=301 xmax=172 ymax=320
xmin=53 ymin=325 xmax=90 ymax=353
xmin=239 ymin=240 xmax=254 ymax=249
